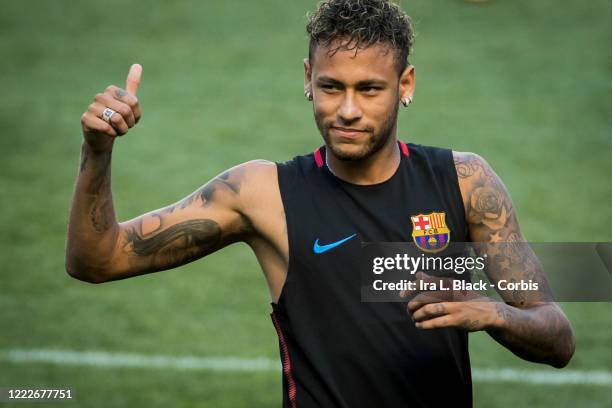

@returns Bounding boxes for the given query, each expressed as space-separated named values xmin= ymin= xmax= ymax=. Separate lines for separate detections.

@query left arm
xmin=408 ymin=151 xmax=575 ymax=368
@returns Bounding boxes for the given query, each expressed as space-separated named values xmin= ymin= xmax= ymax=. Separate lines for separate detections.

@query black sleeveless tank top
xmin=272 ymin=141 xmax=472 ymax=408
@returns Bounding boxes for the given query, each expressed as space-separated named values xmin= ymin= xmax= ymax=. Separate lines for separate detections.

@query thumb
xmin=126 ymin=63 xmax=142 ymax=95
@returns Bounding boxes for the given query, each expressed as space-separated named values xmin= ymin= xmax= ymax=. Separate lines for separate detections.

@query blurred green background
xmin=1 ymin=0 xmax=611 ymax=407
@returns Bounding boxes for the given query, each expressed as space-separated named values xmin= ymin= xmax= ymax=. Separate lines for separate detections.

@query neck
xmin=326 ymin=136 xmax=400 ymax=185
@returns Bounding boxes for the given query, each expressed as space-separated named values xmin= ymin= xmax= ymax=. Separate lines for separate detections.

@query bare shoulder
xmin=239 ymin=158 xmax=277 ymax=177
xmin=214 ymin=159 xmax=284 ymax=236
xmin=452 ymin=151 xmax=496 ymax=183
xmin=238 ymin=158 xmax=284 ymax=214
xmin=231 ymin=159 xmax=280 ymax=212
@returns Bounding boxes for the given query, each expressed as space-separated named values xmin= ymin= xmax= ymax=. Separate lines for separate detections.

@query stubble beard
xmin=315 ymin=103 xmax=399 ymax=161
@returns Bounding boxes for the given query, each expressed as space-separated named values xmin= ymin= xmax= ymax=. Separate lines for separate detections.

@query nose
xmin=337 ymin=91 xmax=362 ymax=125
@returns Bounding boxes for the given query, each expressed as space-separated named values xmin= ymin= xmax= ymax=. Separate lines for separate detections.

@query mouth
xmin=330 ymin=126 xmax=368 ymax=139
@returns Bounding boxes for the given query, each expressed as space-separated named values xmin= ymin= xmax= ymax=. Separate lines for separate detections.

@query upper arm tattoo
xmin=161 ymin=170 xmax=243 ymax=215
xmin=124 ymin=218 xmax=222 ymax=271
xmin=454 ymin=153 xmax=514 ymax=238
xmin=454 ymin=152 xmax=552 ymax=305
xmin=120 ymin=167 xmax=251 ymax=273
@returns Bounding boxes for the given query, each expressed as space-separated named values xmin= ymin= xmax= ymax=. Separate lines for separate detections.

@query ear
xmin=304 ymin=58 xmax=312 ymax=95
xmin=399 ymin=65 xmax=416 ymax=105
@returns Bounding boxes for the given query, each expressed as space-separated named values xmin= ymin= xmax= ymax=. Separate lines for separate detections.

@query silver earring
xmin=401 ymin=98 xmax=408 ymax=107
xmin=305 ymin=91 xmax=312 ymax=101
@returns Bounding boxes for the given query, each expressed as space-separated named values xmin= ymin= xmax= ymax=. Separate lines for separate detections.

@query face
xmin=305 ymin=42 xmax=415 ymax=161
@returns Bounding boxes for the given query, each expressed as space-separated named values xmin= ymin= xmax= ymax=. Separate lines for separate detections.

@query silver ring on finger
xmin=101 ymin=107 xmax=116 ymax=123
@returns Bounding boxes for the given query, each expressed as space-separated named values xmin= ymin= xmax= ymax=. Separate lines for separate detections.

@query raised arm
xmin=65 ymin=65 xmax=272 ymax=283
xmin=453 ymin=151 xmax=575 ymax=367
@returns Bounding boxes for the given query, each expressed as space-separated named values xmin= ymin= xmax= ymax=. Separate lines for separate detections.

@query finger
xmin=415 ymin=271 xmax=429 ymax=280
xmin=415 ymin=272 xmax=457 ymax=293
xmin=95 ymin=92 xmax=135 ymax=129
xmin=408 ymin=293 xmax=433 ymax=314
xmin=100 ymin=90 xmax=136 ymax=127
xmin=412 ymin=302 xmax=451 ymax=322
xmin=415 ymin=314 xmax=455 ymax=330
xmin=399 ymin=282 xmax=420 ymax=299
xmin=412 ymin=271 xmax=437 ymax=291
xmin=399 ymin=272 xmax=432 ymax=299
xmin=415 ymin=271 xmax=445 ymax=284
xmin=81 ymin=111 xmax=117 ymax=137
xmin=89 ymin=99 xmax=129 ymax=135
xmin=402 ymin=272 xmax=454 ymax=301
xmin=408 ymin=292 xmax=452 ymax=313
xmin=105 ymin=85 xmax=141 ymax=124
xmin=131 ymin=95 xmax=141 ymax=123
xmin=126 ymin=63 xmax=142 ymax=95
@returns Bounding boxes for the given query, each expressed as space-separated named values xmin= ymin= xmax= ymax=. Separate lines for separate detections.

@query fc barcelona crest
xmin=411 ymin=212 xmax=451 ymax=253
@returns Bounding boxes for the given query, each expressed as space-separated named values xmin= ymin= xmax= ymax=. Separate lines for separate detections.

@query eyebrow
xmin=316 ymin=76 xmax=388 ymax=87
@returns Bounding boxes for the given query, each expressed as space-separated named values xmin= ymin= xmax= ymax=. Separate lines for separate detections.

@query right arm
xmin=65 ymin=65 xmax=269 ymax=283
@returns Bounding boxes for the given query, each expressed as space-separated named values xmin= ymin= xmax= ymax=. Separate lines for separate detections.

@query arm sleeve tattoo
xmin=454 ymin=152 xmax=552 ymax=305
xmin=455 ymin=152 xmax=575 ymax=367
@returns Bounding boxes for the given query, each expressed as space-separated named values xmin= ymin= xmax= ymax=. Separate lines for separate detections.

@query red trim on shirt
xmin=272 ymin=312 xmax=297 ymax=408
xmin=314 ymin=148 xmax=324 ymax=168
xmin=399 ymin=141 xmax=410 ymax=157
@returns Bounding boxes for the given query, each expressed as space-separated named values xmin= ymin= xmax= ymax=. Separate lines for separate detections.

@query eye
xmin=361 ymin=86 xmax=382 ymax=94
xmin=320 ymin=84 xmax=339 ymax=92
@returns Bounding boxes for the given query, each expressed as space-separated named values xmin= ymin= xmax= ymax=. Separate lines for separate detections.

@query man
xmin=66 ymin=0 xmax=575 ymax=406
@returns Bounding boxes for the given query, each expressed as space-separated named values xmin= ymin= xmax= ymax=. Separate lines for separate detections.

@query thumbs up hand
xmin=81 ymin=64 xmax=143 ymax=152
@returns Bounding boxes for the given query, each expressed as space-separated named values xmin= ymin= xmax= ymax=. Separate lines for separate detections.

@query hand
xmin=402 ymin=272 xmax=497 ymax=332
xmin=81 ymin=64 xmax=142 ymax=152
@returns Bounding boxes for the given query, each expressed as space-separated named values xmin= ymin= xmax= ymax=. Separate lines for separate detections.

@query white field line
xmin=2 ymin=348 xmax=611 ymax=386
xmin=470 ymin=367 xmax=612 ymax=385
xmin=1 ymin=349 xmax=278 ymax=372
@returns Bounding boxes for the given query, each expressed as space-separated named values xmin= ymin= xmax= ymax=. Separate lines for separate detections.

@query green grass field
xmin=1 ymin=0 xmax=611 ymax=406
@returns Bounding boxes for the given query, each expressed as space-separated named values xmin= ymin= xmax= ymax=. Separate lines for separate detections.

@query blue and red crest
xmin=411 ymin=212 xmax=451 ymax=253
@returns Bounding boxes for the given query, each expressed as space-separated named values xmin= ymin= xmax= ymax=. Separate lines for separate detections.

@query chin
xmin=327 ymin=140 xmax=372 ymax=161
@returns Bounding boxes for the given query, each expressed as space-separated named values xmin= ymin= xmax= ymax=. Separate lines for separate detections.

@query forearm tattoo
xmin=492 ymin=301 xmax=573 ymax=367
xmin=83 ymin=149 xmax=114 ymax=233
xmin=79 ymin=144 xmax=89 ymax=173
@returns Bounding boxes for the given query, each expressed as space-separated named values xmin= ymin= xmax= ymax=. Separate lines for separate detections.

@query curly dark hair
xmin=306 ymin=0 xmax=415 ymax=74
